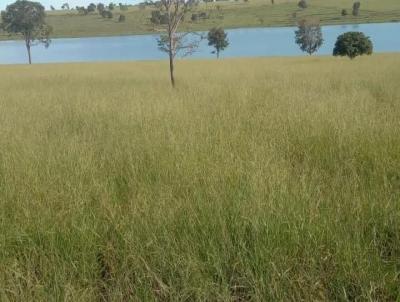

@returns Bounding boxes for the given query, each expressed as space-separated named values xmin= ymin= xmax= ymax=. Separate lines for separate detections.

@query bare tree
xmin=151 ymin=0 xmax=201 ymax=87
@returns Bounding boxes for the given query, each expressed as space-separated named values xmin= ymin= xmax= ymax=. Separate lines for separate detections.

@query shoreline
xmin=0 ymin=19 xmax=399 ymax=42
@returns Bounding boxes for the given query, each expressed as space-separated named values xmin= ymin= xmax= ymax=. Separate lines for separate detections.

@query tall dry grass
xmin=0 ymin=55 xmax=400 ymax=301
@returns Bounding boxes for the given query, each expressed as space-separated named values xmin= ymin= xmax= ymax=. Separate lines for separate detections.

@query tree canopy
xmin=295 ymin=19 xmax=323 ymax=55
xmin=207 ymin=27 xmax=229 ymax=58
xmin=333 ymin=31 xmax=373 ymax=59
xmin=150 ymin=0 xmax=201 ymax=87
xmin=1 ymin=0 xmax=52 ymax=64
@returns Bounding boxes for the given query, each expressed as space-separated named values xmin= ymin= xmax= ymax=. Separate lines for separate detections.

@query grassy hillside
xmin=1 ymin=55 xmax=400 ymax=300
xmin=1 ymin=0 xmax=399 ymax=39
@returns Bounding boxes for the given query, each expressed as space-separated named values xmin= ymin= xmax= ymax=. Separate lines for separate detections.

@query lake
xmin=0 ymin=22 xmax=399 ymax=64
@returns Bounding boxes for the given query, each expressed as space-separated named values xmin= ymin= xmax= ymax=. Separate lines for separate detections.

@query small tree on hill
xmin=333 ymin=32 xmax=373 ymax=59
xmin=50 ymin=5 xmax=55 ymax=10
xmin=1 ymin=0 xmax=52 ymax=64
xmin=108 ymin=3 xmax=115 ymax=10
xmin=61 ymin=2 xmax=69 ymax=9
xmin=341 ymin=9 xmax=348 ymax=16
xmin=87 ymin=3 xmax=96 ymax=13
xmin=298 ymin=0 xmax=307 ymax=9
xmin=77 ymin=6 xmax=88 ymax=15
xmin=295 ymin=19 xmax=323 ymax=55
xmin=207 ymin=27 xmax=229 ymax=58
xmin=97 ymin=3 xmax=105 ymax=13
xmin=352 ymin=1 xmax=360 ymax=16
xmin=118 ymin=14 xmax=125 ymax=22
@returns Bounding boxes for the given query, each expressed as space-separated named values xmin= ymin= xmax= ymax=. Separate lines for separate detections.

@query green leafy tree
xmin=1 ymin=0 xmax=52 ymax=64
xmin=294 ymin=19 xmax=323 ymax=55
xmin=108 ymin=3 xmax=115 ymax=10
xmin=61 ymin=2 xmax=69 ymax=9
xmin=207 ymin=27 xmax=229 ymax=58
xmin=333 ymin=32 xmax=373 ymax=59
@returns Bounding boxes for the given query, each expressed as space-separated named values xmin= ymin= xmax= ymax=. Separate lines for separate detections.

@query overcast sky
xmin=0 ymin=0 xmax=137 ymax=10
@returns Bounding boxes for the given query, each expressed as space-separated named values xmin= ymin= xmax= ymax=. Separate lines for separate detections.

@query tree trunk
xmin=169 ymin=51 xmax=175 ymax=87
xmin=26 ymin=41 xmax=32 ymax=65
xmin=168 ymin=35 xmax=175 ymax=87
xmin=217 ymin=50 xmax=219 ymax=59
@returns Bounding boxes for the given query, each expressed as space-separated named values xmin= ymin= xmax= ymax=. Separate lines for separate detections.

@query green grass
xmin=1 ymin=54 xmax=400 ymax=301
xmin=1 ymin=0 xmax=399 ymax=40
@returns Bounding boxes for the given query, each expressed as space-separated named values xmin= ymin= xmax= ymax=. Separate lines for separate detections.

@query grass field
xmin=1 ymin=0 xmax=400 ymax=39
xmin=1 ymin=54 xmax=400 ymax=301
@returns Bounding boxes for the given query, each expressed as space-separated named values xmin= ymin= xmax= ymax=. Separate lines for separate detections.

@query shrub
xmin=101 ymin=10 xmax=113 ymax=18
xmin=97 ymin=3 xmax=105 ymax=13
xmin=191 ymin=12 xmax=207 ymax=22
xmin=150 ymin=10 xmax=161 ymax=23
xmin=298 ymin=0 xmax=307 ymax=9
xmin=119 ymin=4 xmax=128 ymax=11
xmin=191 ymin=13 xmax=198 ymax=21
xmin=159 ymin=13 xmax=169 ymax=24
xmin=352 ymin=1 xmax=360 ymax=16
xmin=150 ymin=10 xmax=169 ymax=24
xmin=199 ymin=12 xmax=208 ymax=19
xmin=77 ymin=6 xmax=89 ymax=15
xmin=333 ymin=32 xmax=373 ymax=59
xmin=87 ymin=3 xmax=96 ymax=13
xmin=118 ymin=14 xmax=126 ymax=22
xmin=341 ymin=9 xmax=348 ymax=16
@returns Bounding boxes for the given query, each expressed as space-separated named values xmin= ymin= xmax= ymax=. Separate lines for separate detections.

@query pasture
xmin=1 ymin=0 xmax=399 ymax=39
xmin=0 ymin=55 xmax=400 ymax=300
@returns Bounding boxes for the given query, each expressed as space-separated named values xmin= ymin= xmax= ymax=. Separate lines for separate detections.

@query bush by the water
xmin=333 ymin=31 xmax=373 ymax=59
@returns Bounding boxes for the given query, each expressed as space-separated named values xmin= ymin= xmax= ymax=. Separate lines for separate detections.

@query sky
xmin=0 ymin=0 xmax=137 ymax=10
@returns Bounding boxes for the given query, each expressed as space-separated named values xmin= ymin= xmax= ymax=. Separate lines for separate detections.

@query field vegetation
xmin=1 ymin=55 xmax=400 ymax=300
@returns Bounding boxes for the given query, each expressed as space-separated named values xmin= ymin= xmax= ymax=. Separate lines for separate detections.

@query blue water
xmin=0 ymin=22 xmax=399 ymax=64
